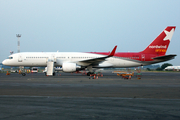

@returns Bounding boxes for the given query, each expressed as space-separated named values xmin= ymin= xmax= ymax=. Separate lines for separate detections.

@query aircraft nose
xmin=2 ymin=60 xmax=7 ymax=65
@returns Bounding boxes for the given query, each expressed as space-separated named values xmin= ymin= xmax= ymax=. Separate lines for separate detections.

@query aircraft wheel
xmin=53 ymin=72 xmax=56 ymax=76
xmin=87 ymin=72 xmax=94 ymax=76
xmin=22 ymin=73 xmax=26 ymax=76
xmin=87 ymin=72 xmax=90 ymax=76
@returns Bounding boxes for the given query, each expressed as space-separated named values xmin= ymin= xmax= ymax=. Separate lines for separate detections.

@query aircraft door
xmin=18 ymin=54 xmax=23 ymax=62
xmin=141 ymin=54 xmax=145 ymax=61
xmin=50 ymin=54 xmax=56 ymax=62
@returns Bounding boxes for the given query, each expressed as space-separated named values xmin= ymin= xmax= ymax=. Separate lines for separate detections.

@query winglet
xmin=108 ymin=45 xmax=117 ymax=57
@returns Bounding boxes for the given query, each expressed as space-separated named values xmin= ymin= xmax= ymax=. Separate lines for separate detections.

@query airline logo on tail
xmin=163 ymin=28 xmax=175 ymax=41
xmin=149 ymin=45 xmax=167 ymax=49
xmin=142 ymin=26 xmax=176 ymax=55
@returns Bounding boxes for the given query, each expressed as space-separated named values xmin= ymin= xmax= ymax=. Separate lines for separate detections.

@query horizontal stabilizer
xmin=153 ymin=54 xmax=176 ymax=61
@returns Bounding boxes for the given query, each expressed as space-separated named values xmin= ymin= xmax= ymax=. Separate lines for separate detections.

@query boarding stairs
xmin=46 ymin=59 xmax=54 ymax=76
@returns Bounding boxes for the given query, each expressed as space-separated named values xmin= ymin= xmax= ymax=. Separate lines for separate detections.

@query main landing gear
xmin=87 ymin=72 xmax=94 ymax=76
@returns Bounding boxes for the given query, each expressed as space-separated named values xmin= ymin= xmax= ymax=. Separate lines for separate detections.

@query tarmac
xmin=0 ymin=71 xmax=180 ymax=119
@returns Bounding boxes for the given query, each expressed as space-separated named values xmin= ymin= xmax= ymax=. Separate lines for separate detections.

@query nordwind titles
xmin=149 ymin=45 xmax=167 ymax=49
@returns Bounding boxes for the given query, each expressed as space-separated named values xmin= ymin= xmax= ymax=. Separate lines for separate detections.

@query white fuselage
xmin=2 ymin=52 xmax=144 ymax=68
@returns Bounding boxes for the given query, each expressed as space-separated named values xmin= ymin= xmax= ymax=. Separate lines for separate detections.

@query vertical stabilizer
xmin=141 ymin=26 xmax=176 ymax=55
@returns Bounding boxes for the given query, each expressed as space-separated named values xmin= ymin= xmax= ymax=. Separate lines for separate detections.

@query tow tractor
xmin=113 ymin=71 xmax=134 ymax=79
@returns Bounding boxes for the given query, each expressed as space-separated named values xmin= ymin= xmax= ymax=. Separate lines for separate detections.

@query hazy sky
xmin=0 ymin=0 xmax=180 ymax=65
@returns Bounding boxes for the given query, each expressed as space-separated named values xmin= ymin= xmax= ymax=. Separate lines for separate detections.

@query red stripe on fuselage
xmin=88 ymin=52 xmax=159 ymax=61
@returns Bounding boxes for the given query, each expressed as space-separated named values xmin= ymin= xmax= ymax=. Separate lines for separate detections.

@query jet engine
xmin=62 ymin=63 xmax=80 ymax=72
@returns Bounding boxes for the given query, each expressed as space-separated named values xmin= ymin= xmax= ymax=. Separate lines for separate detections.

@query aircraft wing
xmin=153 ymin=54 xmax=176 ymax=61
xmin=77 ymin=46 xmax=117 ymax=66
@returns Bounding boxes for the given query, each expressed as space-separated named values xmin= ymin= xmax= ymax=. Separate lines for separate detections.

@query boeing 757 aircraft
xmin=2 ymin=26 xmax=176 ymax=76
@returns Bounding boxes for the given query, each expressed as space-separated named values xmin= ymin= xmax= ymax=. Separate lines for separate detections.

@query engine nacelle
xmin=62 ymin=63 xmax=77 ymax=72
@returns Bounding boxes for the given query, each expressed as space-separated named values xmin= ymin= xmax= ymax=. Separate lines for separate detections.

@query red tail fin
xmin=141 ymin=26 xmax=176 ymax=55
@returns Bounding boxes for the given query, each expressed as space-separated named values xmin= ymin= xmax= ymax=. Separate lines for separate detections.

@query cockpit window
xmin=9 ymin=57 xmax=13 ymax=59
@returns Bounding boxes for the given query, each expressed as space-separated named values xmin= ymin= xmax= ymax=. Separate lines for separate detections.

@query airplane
xmin=2 ymin=26 xmax=176 ymax=76
xmin=164 ymin=66 xmax=180 ymax=71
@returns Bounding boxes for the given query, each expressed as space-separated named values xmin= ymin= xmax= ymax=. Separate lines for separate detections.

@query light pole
xmin=16 ymin=34 xmax=21 ymax=53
